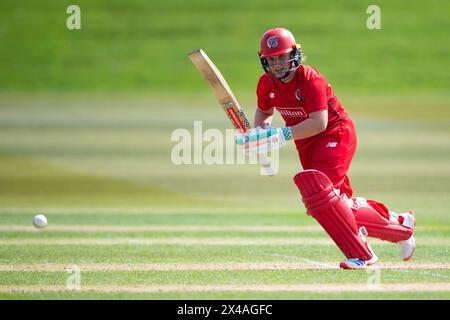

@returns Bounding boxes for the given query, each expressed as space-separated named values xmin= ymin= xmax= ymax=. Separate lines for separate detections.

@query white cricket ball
xmin=33 ymin=214 xmax=48 ymax=229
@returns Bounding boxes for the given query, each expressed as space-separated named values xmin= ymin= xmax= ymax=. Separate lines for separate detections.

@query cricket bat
xmin=188 ymin=49 xmax=274 ymax=176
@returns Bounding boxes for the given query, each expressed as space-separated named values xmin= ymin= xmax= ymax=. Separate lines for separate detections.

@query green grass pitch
xmin=0 ymin=0 xmax=449 ymax=299
xmin=0 ymin=95 xmax=448 ymax=299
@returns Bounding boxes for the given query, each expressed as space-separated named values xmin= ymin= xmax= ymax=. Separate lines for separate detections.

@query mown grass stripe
xmin=1 ymin=283 xmax=449 ymax=293
xmin=0 ymin=238 xmax=332 ymax=245
xmin=0 ymin=262 xmax=449 ymax=272
xmin=0 ymin=224 xmax=322 ymax=232
xmin=0 ymin=237 xmax=447 ymax=246
xmin=0 ymin=207 xmax=301 ymax=215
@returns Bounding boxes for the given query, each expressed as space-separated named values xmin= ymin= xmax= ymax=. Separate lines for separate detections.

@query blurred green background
xmin=1 ymin=0 xmax=449 ymax=95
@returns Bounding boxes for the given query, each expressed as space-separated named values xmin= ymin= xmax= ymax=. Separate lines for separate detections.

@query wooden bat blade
xmin=188 ymin=49 xmax=274 ymax=176
xmin=188 ymin=49 xmax=250 ymax=133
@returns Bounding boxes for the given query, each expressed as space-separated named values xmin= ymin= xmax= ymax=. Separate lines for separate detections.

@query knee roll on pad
xmin=293 ymin=169 xmax=373 ymax=260
xmin=354 ymin=207 xmax=413 ymax=242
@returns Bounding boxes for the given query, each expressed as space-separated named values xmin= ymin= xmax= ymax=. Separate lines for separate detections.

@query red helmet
xmin=258 ymin=28 xmax=302 ymax=79
xmin=259 ymin=28 xmax=297 ymax=58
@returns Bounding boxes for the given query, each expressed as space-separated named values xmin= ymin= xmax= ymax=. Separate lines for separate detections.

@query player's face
xmin=267 ymin=53 xmax=292 ymax=78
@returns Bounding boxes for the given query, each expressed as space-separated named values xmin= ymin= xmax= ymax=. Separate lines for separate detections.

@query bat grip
xmin=258 ymin=153 xmax=275 ymax=176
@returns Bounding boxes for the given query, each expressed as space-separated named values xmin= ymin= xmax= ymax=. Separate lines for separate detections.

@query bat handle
xmin=258 ymin=153 xmax=275 ymax=176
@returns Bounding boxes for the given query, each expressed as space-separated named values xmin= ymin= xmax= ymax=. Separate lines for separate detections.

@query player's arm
xmin=290 ymin=109 xmax=327 ymax=140
xmin=254 ymin=108 xmax=274 ymax=128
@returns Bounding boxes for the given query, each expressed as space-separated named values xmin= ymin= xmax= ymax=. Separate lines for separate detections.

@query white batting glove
xmin=236 ymin=127 xmax=292 ymax=154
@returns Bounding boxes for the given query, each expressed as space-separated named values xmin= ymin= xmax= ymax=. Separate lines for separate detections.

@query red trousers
xmin=294 ymin=117 xmax=389 ymax=219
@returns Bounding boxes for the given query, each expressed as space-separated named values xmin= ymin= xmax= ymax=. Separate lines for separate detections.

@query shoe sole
xmin=402 ymin=237 xmax=416 ymax=261
xmin=339 ymin=260 xmax=377 ymax=270
xmin=339 ymin=262 xmax=352 ymax=270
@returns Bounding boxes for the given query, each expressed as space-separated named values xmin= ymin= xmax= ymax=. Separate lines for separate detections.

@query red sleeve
xmin=256 ymin=76 xmax=273 ymax=112
xmin=304 ymin=77 xmax=328 ymax=113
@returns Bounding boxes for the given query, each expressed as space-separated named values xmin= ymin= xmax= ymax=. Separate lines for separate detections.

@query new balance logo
xmin=326 ymin=142 xmax=338 ymax=148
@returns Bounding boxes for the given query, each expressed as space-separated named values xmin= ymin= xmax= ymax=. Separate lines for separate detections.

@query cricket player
xmin=236 ymin=28 xmax=416 ymax=269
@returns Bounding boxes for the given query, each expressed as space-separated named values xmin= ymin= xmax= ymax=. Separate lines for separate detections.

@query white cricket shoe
xmin=340 ymin=253 xmax=378 ymax=270
xmin=395 ymin=211 xmax=416 ymax=261
xmin=340 ymin=227 xmax=378 ymax=269
xmin=399 ymin=236 xmax=416 ymax=261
